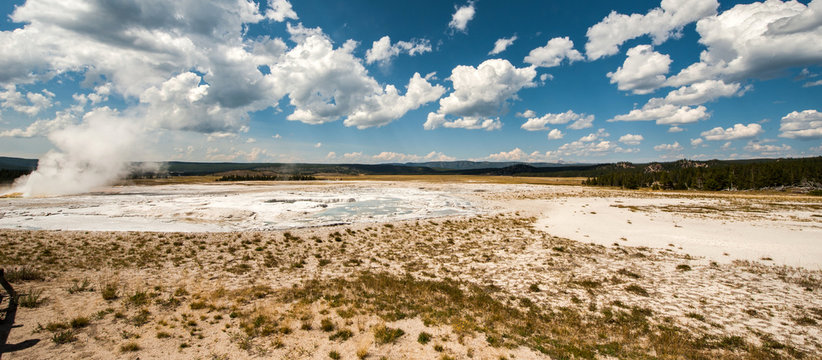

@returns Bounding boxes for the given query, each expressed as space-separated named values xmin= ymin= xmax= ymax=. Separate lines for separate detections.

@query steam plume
xmin=8 ymin=108 xmax=144 ymax=197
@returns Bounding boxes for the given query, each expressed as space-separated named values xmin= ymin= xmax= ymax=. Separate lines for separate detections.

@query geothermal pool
xmin=0 ymin=183 xmax=475 ymax=232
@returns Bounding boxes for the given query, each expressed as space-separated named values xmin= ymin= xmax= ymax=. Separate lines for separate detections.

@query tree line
xmin=583 ymin=157 xmax=822 ymax=191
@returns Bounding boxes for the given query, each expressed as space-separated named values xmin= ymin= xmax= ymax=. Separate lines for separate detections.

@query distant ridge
xmin=0 ymin=156 xmax=38 ymax=170
xmin=396 ymin=160 xmax=586 ymax=170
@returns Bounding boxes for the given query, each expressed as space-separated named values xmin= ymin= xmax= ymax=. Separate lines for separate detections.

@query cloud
xmin=0 ymin=85 xmax=54 ymax=116
xmin=423 ymin=151 xmax=456 ymax=161
xmin=524 ymin=37 xmax=584 ymax=68
xmin=606 ymin=45 xmax=671 ymax=94
xmin=654 ymin=141 xmax=683 ymax=151
xmin=370 ymin=151 xmax=455 ymax=163
xmin=326 ymin=151 xmax=336 ymax=159
xmin=365 ymin=36 xmax=432 ymax=65
xmin=610 ymin=103 xmax=709 ymax=125
xmin=265 ymin=0 xmax=298 ymax=22
xmin=662 ymin=80 xmax=745 ymax=106
xmin=548 ymin=129 xmax=564 ymax=140
xmin=273 ymin=31 xmax=443 ymax=129
xmin=206 ymin=132 xmax=238 ymax=142
xmin=204 ymin=146 xmax=269 ymax=162
xmin=568 ymin=115 xmax=594 ymax=130
xmin=779 ymin=109 xmax=822 ymax=139
xmin=272 ymin=133 xmax=281 ymax=139
xmin=424 ymin=113 xmax=502 ymax=131
xmin=449 ymin=2 xmax=476 ymax=33
xmin=668 ymin=125 xmax=684 ymax=133
xmin=744 ymin=140 xmax=791 ymax=156
xmin=667 ymin=0 xmax=822 ymax=87
xmin=425 ymin=59 xmax=536 ymax=130
xmin=344 ymin=73 xmax=446 ymax=129
xmin=0 ymin=111 xmax=75 ymax=138
xmin=585 ymin=0 xmax=719 ymax=60
xmin=141 ymin=72 xmax=250 ymax=133
xmin=579 ymin=128 xmax=609 ymax=142
xmin=609 ymin=79 xmax=744 ymax=129
xmin=546 ymin=130 xmax=635 ymax=158
xmin=700 ymin=123 xmax=763 ymax=141
xmin=487 ymin=148 xmax=527 ymax=161
xmin=618 ymin=133 xmax=644 ymax=145
xmin=520 ymin=110 xmax=593 ymax=131
xmin=804 ymin=79 xmax=822 ymax=87
xmin=558 ymin=141 xmax=627 ymax=156
xmin=314 ymin=142 xmax=322 ymax=148
xmin=343 ymin=152 xmax=363 ymax=160
xmin=690 ymin=138 xmax=704 ymax=146
xmin=489 ymin=35 xmax=517 ymax=55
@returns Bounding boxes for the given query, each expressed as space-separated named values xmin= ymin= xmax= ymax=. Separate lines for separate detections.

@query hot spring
xmin=0 ymin=182 xmax=476 ymax=232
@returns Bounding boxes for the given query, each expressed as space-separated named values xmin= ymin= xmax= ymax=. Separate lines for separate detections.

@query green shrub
xmin=52 ymin=330 xmax=76 ymax=344
xmin=417 ymin=331 xmax=432 ymax=344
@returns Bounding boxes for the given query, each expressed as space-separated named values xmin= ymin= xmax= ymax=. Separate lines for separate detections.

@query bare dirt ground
xmin=1 ymin=181 xmax=821 ymax=359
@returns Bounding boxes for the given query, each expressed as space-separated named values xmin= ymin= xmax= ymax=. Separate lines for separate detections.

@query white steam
xmin=8 ymin=108 xmax=144 ymax=197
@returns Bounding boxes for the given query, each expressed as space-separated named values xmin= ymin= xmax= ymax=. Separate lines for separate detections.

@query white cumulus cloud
xmin=667 ymin=0 xmax=822 ymax=87
xmin=745 ymin=140 xmax=791 ymax=156
xmin=618 ymin=134 xmax=644 ymax=145
xmin=0 ymin=85 xmax=54 ymax=116
xmin=265 ymin=0 xmax=298 ymax=22
xmin=489 ymin=35 xmax=517 ymax=55
xmin=521 ymin=110 xmax=593 ymax=131
xmin=606 ymin=45 xmax=671 ymax=94
xmin=365 ymin=36 xmax=432 ymax=65
xmin=654 ymin=141 xmax=683 ymax=151
xmin=425 ymin=59 xmax=536 ymax=131
xmin=585 ymin=0 xmax=719 ymax=60
xmin=610 ymin=103 xmax=709 ymax=125
xmin=548 ymin=129 xmax=564 ymax=140
xmin=487 ymin=148 xmax=527 ymax=161
xmin=700 ymin=123 xmax=763 ymax=141
xmin=524 ymin=37 xmax=584 ymax=68
xmin=449 ymin=2 xmax=476 ymax=33
xmin=779 ymin=109 xmax=822 ymax=139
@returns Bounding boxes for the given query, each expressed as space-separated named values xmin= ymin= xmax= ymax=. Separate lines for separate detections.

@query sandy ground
xmin=1 ymin=181 xmax=821 ymax=359
xmin=527 ymin=188 xmax=822 ymax=269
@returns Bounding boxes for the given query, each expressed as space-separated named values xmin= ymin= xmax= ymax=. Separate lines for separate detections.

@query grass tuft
xmin=120 ymin=342 xmax=141 ymax=352
xmin=373 ymin=324 xmax=405 ymax=344
xmin=417 ymin=331 xmax=432 ymax=344
xmin=19 ymin=289 xmax=45 ymax=308
xmin=625 ymin=284 xmax=649 ymax=297
xmin=52 ymin=330 xmax=76 ymax=344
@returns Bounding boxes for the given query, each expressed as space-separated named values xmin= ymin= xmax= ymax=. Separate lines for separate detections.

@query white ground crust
xmin=0 ymin=182 xmax=475 ymax=232
xmin=532 ymin=190 xmax=822 ymax=269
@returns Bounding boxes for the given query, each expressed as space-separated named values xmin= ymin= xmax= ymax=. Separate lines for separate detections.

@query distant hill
xmin=0 ymin=157 xmax=37 ymax=184
xmin=397 ymin=160 xmax=585 ymax=170
xmin=0 ymin=156 xmax=38 ymax=170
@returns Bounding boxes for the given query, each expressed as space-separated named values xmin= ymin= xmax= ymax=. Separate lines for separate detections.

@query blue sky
xmin=0 ymin=0 xmax=820 ymax=164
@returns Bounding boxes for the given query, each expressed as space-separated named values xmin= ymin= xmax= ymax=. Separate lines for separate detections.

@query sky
xmin=0 ymin=0 xmax=821 ymax=165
